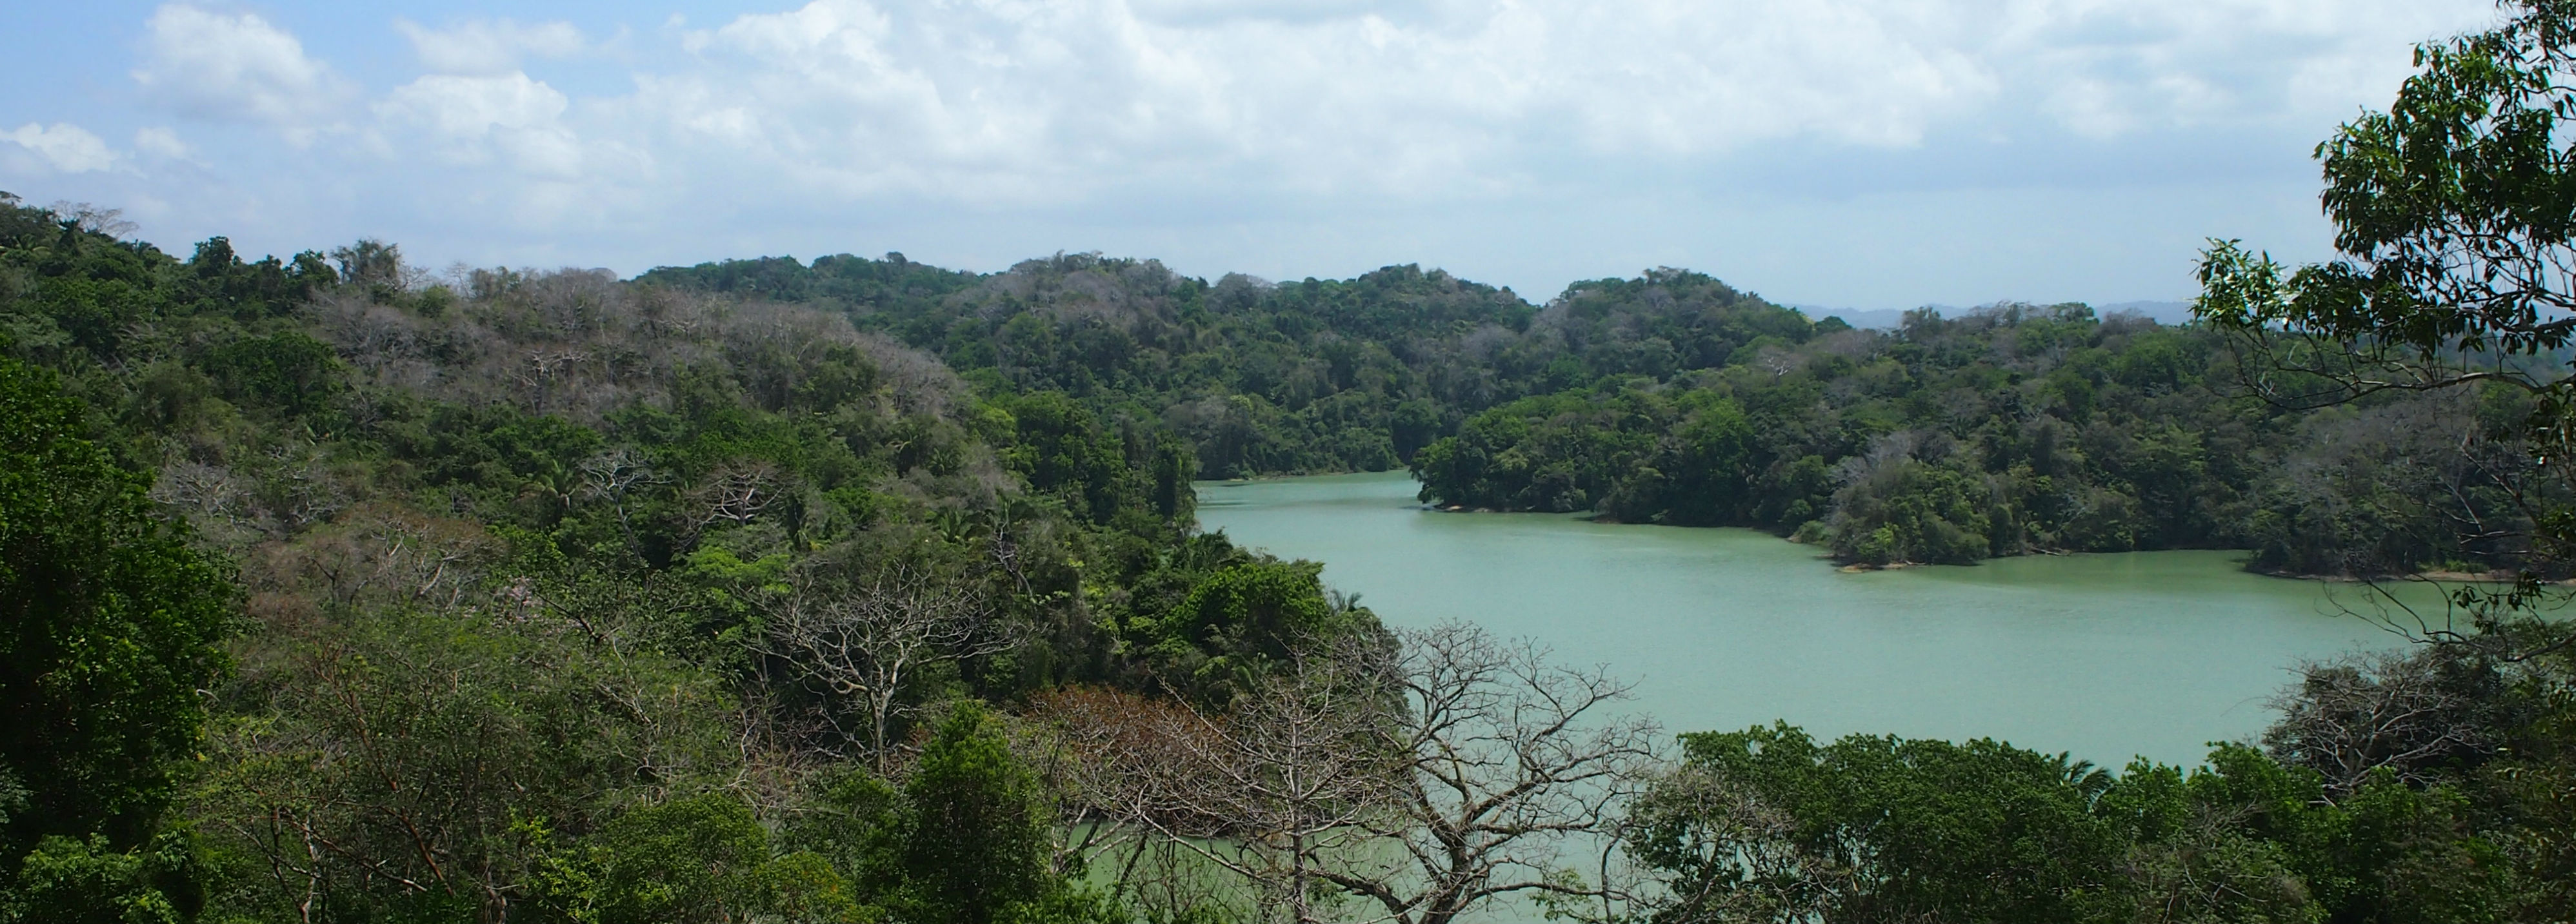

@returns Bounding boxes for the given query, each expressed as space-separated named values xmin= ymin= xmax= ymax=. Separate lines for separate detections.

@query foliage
xmin=530 ymin=793 xmax=866 ymax=924
xmin=886 ymin=704 xmax=1080 ymax=924
xmin=646 ymin=258 xmax=1804 ymax=481
xmin=0 ymin=193 xmax=1291 ymax=921
xmin=1821 ymin=444 xmax=1997 ymax=567
xmin=1630 ymin=724 xmax=2130 ymax=923
xmin=1122 ymin=559 xmax=1380 ymax=706
xmin=2 ymin=833 xmax=201 ymax=924
xmin=188 ymin=604 xmax=738 ymax=921
xmin=1408 ymin=305 xmax=2345 ymax=567
xmin=2195 ymin=0 xmax=2576 ymax=582
xmin=0 ymin=355 xmax=234 ymax=856
xmin=1625 ymin=723 xmax=2539 ymax=924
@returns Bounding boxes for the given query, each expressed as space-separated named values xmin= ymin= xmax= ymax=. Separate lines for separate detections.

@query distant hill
xmin=1794 ymin=306 xmax=1910 ymax=329
xmin=2095 ymin=300 xmax=2197 ymax=324
xmin=1796 ymin=300 xmax=2195 ymax=329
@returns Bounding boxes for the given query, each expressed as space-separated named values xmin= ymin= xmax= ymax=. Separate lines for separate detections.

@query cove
xmin=1197 ymin=470 xmax=2423 ymax=768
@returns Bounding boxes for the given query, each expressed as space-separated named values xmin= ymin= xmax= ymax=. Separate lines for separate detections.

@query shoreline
xmin=1205 ymin=474 xmax=2541 ymax=586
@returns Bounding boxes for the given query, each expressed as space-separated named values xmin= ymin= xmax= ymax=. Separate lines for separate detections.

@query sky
xmin=0 ymin=0 xmax=2507 ymax=310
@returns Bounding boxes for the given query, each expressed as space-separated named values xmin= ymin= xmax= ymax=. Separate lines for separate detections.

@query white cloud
xmin=397 ymin=19 xmax=590 ymax=76
xmin=49 ymin=0 xmax=2513 ymax=306
xmin=132 ymin=5 xmax=350 ymax=130
xmin=574 ymin=0 xmax=2492 ymax=210
xmin=4 ymin=123 xmax=119 ymax=173
xmin=376 ymin=72 xmax=589 ymax=178
xmin=1993 ymin=0 xmax=2501 ymax=139
xmin=134 ymin=126 xmax=190 ymax=159
xmin=381 ymin=73 xmax=570 ymax=141
xmin=110 ymin=0 xmax=2497 ymax=211
xmin=603 ymin=0 xmax=1990 ymax=208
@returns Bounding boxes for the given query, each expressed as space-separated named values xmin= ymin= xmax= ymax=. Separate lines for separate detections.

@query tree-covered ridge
xmin=643 ymin=251 xmax=2530 ymax=576
xmin=0 ymin=193 xmax=1387 ymax=922
xmin=641 ymin=254 xmax=1826 ymax=480
xmin=1413 ymin=303 xmax=2539 ymax=573
xmin=634 ymin=252 xmax=984 ymax=310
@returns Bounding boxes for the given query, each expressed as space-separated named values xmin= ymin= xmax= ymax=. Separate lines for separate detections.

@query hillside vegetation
xmin=0 ymin=195 xmax=1381 ymax=922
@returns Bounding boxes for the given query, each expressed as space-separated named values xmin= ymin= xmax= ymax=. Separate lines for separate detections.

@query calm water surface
xmin=1198 ymin=471 xmax=2422 ymax=767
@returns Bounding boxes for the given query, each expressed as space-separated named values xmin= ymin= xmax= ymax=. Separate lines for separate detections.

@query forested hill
xmin=639 ymin=254 xmax=1793 ymax=475
xmin=0 ymin=196 xmax=1384 ymax=921
xmin=644 ymin=251 xmax=2524 ymax=577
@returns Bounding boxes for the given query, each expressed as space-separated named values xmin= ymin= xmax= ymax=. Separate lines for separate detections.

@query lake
xmin=1197 ymin=470 xmax=2428 ymax=768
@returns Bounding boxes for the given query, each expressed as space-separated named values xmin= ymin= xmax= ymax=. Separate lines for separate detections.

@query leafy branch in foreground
xmin=2197 ymin=0 xmax=2576 ymax=649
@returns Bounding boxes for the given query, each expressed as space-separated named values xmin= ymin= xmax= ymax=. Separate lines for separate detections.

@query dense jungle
xmin=8 ymin=2 xmax=2576 ymax=921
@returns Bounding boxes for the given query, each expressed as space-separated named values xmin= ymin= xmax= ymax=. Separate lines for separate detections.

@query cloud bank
xmin=0 ymin=0 xmax=2506 ymax=307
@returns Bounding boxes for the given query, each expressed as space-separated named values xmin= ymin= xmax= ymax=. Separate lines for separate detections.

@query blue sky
xmin=0 ymin=0 xmax=2502 ymax=309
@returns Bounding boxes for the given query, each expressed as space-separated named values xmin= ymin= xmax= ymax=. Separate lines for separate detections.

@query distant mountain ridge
xmin=1797 ymin=300 xmax=2195 ymax=329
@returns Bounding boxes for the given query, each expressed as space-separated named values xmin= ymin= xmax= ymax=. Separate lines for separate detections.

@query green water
xmin=1197 ymin=471 xmax=2429 ymax=768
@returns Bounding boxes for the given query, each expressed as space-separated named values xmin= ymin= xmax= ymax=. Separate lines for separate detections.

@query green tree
xmin=1631 ymin=723 xmax=2133 ymax=924
xmin=2194 ymin=11 xmax=2576 ymax=909
xmin=196 ymin=331 xmax=344 ymax=418
xmin=4 ymin=833 xmax=201 ymax=924
xmin=2195 ymin=0 xmax=2576 ymax=592
xmin=532 ymin=793 xmax=864 ymax=924
xmin=1825 ymin=455 xmax=1995 ymax=566
xmin=191 ymin=605 xmax=735 ymax=923
xmin=892 ymin=703 xmax=1079 ymax=924
xmin=0 ymin=357 xmax=234 ymax=854
xmin=1125 ymin=559 xmax=1375 ymax=704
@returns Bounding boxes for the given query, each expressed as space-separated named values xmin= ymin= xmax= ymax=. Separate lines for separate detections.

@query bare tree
xmin=1210 ymin=645 xmax=1400 ymax=923
xmin=686 ymin=461 xmax=779 ymax=537
xmin=516 ymin=348 xmax=590 ymax=413
xmin=50 ymin=201 xmax=137 ymax=237
xmin=1034 ymin=687 xmax=1253 ymax=920
xmin=1050 ymin=623 xmax=1658 ymax=924
xmin=2264 ymin=649 xmax=2501 ymax=796
xmin=760 ymin=564 xmax=1016 ymax=771
xmin=1038 ymin=647 xmax=1395 ymax=924
xmin=1324 ymin=623 xmax=1662 ymax=924
xmin=576 ymin=447 xmax=666 ymax=556
xmin=152 ymin=460 xmax=254 ymax=538
xmin=1752 ymin=345 xmax=1803 ymax=381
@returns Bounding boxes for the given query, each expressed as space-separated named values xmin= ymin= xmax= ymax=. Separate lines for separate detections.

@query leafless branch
xmin=758 ymin=562 xmax=1017 ymax=771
